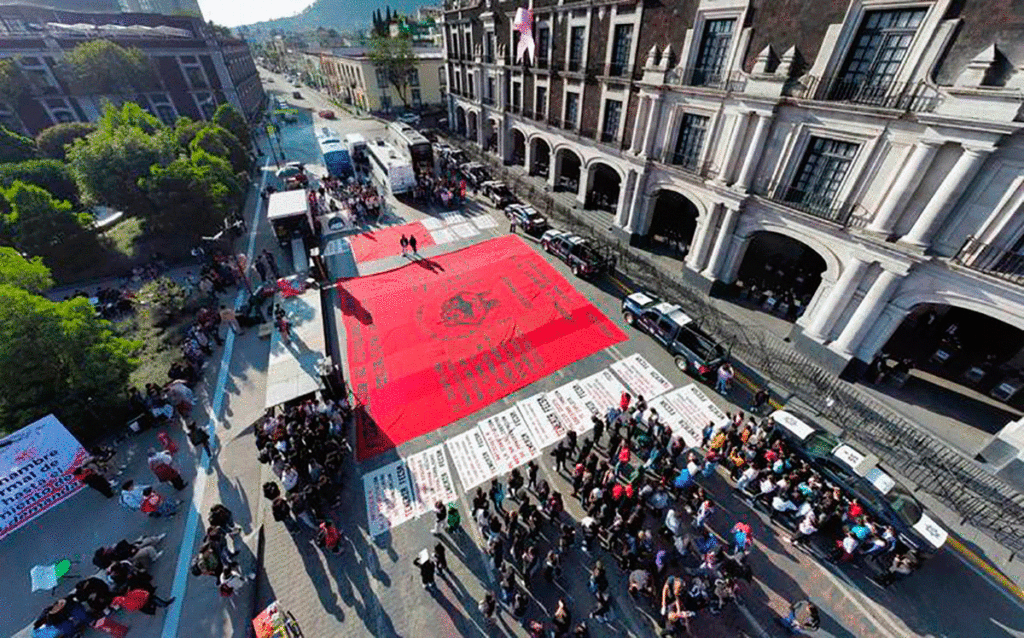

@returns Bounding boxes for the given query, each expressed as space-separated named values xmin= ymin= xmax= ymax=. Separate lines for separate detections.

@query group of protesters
xmin=256 ymin=397 xmax=353 ymax=551
xmin=318 ymin=175 xmax=384 ymax=226
xmin=411 ymin=173 xmax=465 ymax=210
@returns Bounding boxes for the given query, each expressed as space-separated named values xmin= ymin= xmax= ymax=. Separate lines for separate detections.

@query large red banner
xmin=347 ymin=221 xmax=436 ymax=263
xmin=340 ymin=235 xmax=627 ymax=461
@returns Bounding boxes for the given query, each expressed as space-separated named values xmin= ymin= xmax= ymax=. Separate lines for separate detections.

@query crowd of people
xmin=255 ymin=397 xmax=353 ymax=546
xmin=318 ymin=175 xmax=384 ymax=226
xmin=411 ymin=173 xmax=465 ymax=209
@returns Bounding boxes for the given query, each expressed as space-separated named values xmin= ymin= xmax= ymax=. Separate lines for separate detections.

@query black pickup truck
xmin=540 ymin=230 xmax=616 ymax=278
xmin=621 ymin=291 xmax=728 ymax=381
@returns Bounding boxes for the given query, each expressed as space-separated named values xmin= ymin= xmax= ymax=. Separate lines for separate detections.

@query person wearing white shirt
xmin=281 ymin=465 xmax=299 ymax=492
xmin=664 ymin=508 xmax=682 ymax=537
xmin=736 ymin=467 xmax=758 ymax=493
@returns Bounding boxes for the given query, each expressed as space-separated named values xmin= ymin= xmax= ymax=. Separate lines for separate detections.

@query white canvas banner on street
xmin=445 ymin=427 xmax=501 ymax=491
xmin=0 ymin=414 xmax=88 ymax=540
xmin=478 ymin=406 xmax=539 ymax=473
xmin=611 ymin=353 xmax=674 ymax=399
xmin=515 ymin=393 xmax=567 ymax=448
xmin=654 ymin=384 xmax=729 ymax=448
xmin=362 ymin=459 xmax=419 ymax=538
xmin=548 ymin=382 xmax=594 ymax=434
xmin=578 ymin=369 xmax=627 ymax=415
xmin=405 ymin=445 xmax=459 ymax=514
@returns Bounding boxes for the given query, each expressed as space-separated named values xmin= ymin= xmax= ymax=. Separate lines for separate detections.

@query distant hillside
xmin=237 ymin=0 xmax=422 ymax=36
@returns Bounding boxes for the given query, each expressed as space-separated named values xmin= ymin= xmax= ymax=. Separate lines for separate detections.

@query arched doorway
xmin=485 ymin=118 xmax=498 ymax=153
xmin=554 ymin=148 xmax=581 ymax=194
xmin=511 ymin=129 xmax=526 ymax=166
xmin=467 ymin=111 xmax=478 ymax=141
xmin=733 ymin=231 xmax=827 ymax=322
xmin=530 ymin=137 xmax=550 ymax=178
xmin=455 ymin=106 xmax=467 ymax=136
xmin=586 ymin=162 xmax=620 ymax=214
xmin=645 ymin=190 xmax=699 ymax=259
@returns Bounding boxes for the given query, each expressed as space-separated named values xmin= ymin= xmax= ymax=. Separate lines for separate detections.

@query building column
xmin=577 ymin=164 xmax=590 ymax=206
xmin=477 ymin=112 xmax=485 ymax=147
xmin=642 ymin=95 xmax=663 ymax=158
xmin=626 ymin=190 xmax=652 ymax=235
xmin=615 ymin=170 xmax=637 ymax=228
xmin=715 ymin=111 xmax=749 ymax=186
xmin=631 ymin=96 xmax=650 ymax=154
xmin=524 ymin=138 xmax=533 ymax=175
xmin=830 ymin=269 xmax=903 ymax=356
xmin=658 ymin=105 xmax=679 ymax=163
xmin=900 ymin=146 xmax=991 ymax=248
xmin=701 ymin=203 xmax=740 ymax=280
xmin=802 ymin=258 xmax=868 ymax=342
xmin=734 ymin=112 xmax=771 ymax=193
xmin=497 ymin=117 xmax=507 ymax=163
xmin=686 ymin=203 xmax=720 ymax=272
xmin=855 ymin=302 xmax=910 ymax=363
xmin=867 ymin=140 xmax=941 ymax=235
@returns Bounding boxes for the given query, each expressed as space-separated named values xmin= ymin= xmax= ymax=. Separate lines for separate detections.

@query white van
xmin=343 ymin=133 xmax=368 ymax=163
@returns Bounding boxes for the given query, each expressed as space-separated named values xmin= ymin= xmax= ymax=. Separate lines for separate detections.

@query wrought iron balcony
xmin=953 ymin=236 xmax=1024 ymax=286
xmin=766 ymin=183 xmax=853 ymax=226
xmin=481 ymin=96 xmax=495 ymax=106
xmin=791 ymin=76 xmax=941 ymax=113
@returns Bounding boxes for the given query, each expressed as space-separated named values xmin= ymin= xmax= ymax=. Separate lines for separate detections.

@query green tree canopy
xmin=66 ymin=103 xmax=176 ymax=215
xmin=1 ymin=181 xmax=91 ymax=260
xmin=368 ymin=34 xmax=416 ymax=107
xmin=0 ymin=159 xmax=80 ymax=206
xmin=142 ymin=149 xmax=241 ymax=240
xmin=212 ymin=103 xmax=251 ymax=148
xmin=0 ymin=126 xmax=36 ymax=164
xmin=190 ymin=123 xmax=249 ymax=174
xmin=174 ymin=117 xmax=205 ymax=149
xmin=63 ymin=40 xmax=154 ymax=95
xmin=0 ymin=285 xmax=139 ymax=434
xmin=36 ymin=122 xmax=97 ymax=161
xmin=0 ymin=247 xmax=53 ymax=293
xmin=0 ymin=58 xmax=28 ymax=108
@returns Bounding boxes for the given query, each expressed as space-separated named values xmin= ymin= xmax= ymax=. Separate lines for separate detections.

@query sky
xmin=197 ymin=0 xmax=316 ymax=27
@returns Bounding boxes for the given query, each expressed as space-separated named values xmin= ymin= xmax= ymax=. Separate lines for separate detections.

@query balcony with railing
xmin=953 ymin=237 xmax=1024 ymax=286
xmin=765 ymin=182 xmax=853 ymax=226
xmin=669 ymin=157 xmax=718 ymax=180
xmin=481 ymin=96 xmax=495 ymax=106
xmin=674 ymin=66 xmax=747 ymax=91
xmin=790 ymin=76 xmax=942 ymax=113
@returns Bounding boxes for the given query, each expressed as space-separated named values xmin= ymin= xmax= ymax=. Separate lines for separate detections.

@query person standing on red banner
xmin=409 ymin=235 xmax=418 ymax=255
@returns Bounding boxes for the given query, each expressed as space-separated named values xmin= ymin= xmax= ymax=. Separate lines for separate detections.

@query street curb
xmin=246 ymin=523 xmax=266 ymax=638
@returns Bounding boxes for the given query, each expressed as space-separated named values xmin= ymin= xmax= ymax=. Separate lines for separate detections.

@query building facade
xmin=319 ymin=46 xmax=445 ymax=114
xmin=0 ymin=4 xmax=264 ymax=135
xmin=444 ymin=0 xmax=1024 ymax=385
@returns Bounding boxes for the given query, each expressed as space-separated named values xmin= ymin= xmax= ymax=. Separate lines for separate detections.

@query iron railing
xmin=766 ymin=183 xmax=853 ymax=226
xmin=792 ymin=76 xmax=942 ymax=113
xmin=443 ymin=131 xmax=1024 ymax=556
xmin=481 ymin=96 xmax=495 ymax=106
xmin=674 ymin=66 xmax=748 ymax=92
xmin=953 ymin=236 xmax=1024 ymax=286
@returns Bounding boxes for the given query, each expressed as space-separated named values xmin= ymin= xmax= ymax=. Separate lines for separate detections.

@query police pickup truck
xmin=540 ymin=230 xmax=616 ymax=278
xmin=621 ymin=291 xmax=728 ymax=382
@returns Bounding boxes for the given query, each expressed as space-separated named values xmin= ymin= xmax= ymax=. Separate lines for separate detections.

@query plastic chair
xmin=94 ymin=616 xmax=130 ymax=638
xmin=30 ymin=559 xmax=76 ymax=593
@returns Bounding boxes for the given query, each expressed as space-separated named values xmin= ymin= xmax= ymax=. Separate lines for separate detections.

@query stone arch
xmin=552 ymin=145 xmax=582 ymax=194
xmin=529 ymin=136 xmax=551 ymax=178
xmin=510 ymin=127 xmax=526 ymax=166
xmin=455 ymin=105 xmax=467 ymax=136
xmin=734 ymin=219 xmax=842 ymax=284
xmin=584 ymin=160 xmax=622 ymax=214
xmin=484 ymin=117 xmax=498 ymax=153
xmin=890 ymin=292 xmax=1024 ymax=333
xmin=467 ymin=110 xmax=478 ymax=140
xmin=644 ymin=188 xmax=702 ymax=258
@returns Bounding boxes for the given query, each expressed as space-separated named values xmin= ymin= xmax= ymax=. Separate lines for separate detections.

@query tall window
xmin=376 ymin=67 xmax=388 ymax=89
xmin=450 ymin=34 xmax=459 ymax=60
xmin=569 ymin=26 xmax=585 ymax=72
xmin=833 ymin=9 xmax=927 ymax=103
xmin=672 ymin=113 xmax=709 ymax=170
xmin=412 ymin=88 xmax=422 ymax=107
xmin=182 ymin=62 xmax=208 ymax=89
xmin=408 ymin=69 xmax=420 ymax=87
xmin=536 ymin=26 xmax=550 ymax=67
xmin=535 ymin=86 xmax=547 ymax=118
xmin=487 ymin=77 xmax=495 ymax=103
xmin=464 ymin=32 xmax=472 ymax=59
xmin=610 ymin=24 xmax=632 ymax=76
xmin=512 ymin=81 xmax=521 ymax=111
xmin=786 ymin=137 xmax=859 ymax=216
xmin=692 ymin=18 xmax=734 ymax=87
xmin=564 ymin=92 xmax=579 ymax=127
xmin=601 ymin=99 xmax=622 ymax=143
xmin=381 ymin=94 xmax=392 ymax=112
xmin=485 ymin=32 xmax=495 ymax=63
xmin=467 ymin=75 xmax=474 ymax=99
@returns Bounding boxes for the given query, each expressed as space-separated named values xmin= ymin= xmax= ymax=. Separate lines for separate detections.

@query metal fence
xmin=448 ymin=135 xmax=1024 ymax=555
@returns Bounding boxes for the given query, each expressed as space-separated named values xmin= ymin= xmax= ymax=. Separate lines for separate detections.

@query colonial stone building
xmin=443 ymin=0 xmax=1024 ymax=392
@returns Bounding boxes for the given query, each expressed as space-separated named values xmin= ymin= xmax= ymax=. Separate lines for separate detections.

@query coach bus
xmin=366 ymin=139 xmax=417 ymax=196
xmin=317 ymin=128 xmax=353 ymax=178
xmin=387 ymin=122 xmax=434 ymax=176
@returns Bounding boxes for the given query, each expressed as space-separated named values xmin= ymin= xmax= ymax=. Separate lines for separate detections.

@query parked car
xmin=459 ymin=162 xmax=491 ymax=187
xmin=319 ymin=110 xmax=336 ymax=119
xmin=621 ymin=291 xmax=728 ymax=380
xmin=540 ymin=229 xmax=616 ymax=278
xmin=769 ymin=409 xmax=948 ymax=558
xmin=482 ymin=181 xmax=518 ymax=209
xmin=505 ymin=203 xmax=548 ymax=234
xmin=292 ymin=91 xmax=302 ymax=99
xmin=397 ymin=111 xmax=420 ymax=125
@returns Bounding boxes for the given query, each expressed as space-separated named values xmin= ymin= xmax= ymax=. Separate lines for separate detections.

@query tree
xmin=212 ymin=103 xmax=251 ymax=149
xmin=36 ymin=122 xmax=97 ymax=161
xmin=62 ymin=40 xmax=154 ymax=95
xmin=0 ymin=285 xmax=139 ymax=435
xmin=368 ymin=34 xmax=416 ymax=108
xmin=174 ymin=117 xmax=205 ymax=148
xmin=0 ymin=159 xmax=80 ymax=206
xmin=0 ymin=247 xmax=52 ymax=293
xmin=141 ymin=149 xmax=242 ymax=240
xmin=0 ymin=58 xmax=28 ymax=112
xmin=66 ymin=103 xmax=176 ymax=216
xmin=1 ymin=181 xmax=91 ymax=261
xmin=0 ymin=126 xmax=36 ymax=164
xmin=190 ymin=124 xmax=249 ymax=174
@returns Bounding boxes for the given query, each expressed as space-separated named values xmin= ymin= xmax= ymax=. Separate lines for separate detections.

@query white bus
xmin=387 ymin=122 xmax=434 ymax=176
xmin=366 ymin=139 xmax=417 ymax=196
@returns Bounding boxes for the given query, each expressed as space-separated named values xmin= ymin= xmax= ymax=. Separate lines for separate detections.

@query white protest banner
xmin=0 ymin=414 xmax=88 ymax=540
xmin=578 ymin=369 xmax=627 ymax=414
xmin=445 ymin=427 xmax=500 ymax=490
xmin=362 ymin=459 xmax=418 ymax=537
xmin=657 ymin=384 xmax=729 ymax=448
xmin=478 ymin=407 xmax=537 ymax=473
xmin=611 ymin=353 xmax=674 ymax=399
xmin=516 ymin=393 xmax=567 ymax=448
xmin=405 ymin=444 xmax=459 ymax=515
xmin=548 ymin=382 xmax=593 ymax=434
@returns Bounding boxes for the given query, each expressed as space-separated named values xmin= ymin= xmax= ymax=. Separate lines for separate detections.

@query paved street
xmin=5 ymin=71 xmax=1024 ymax=638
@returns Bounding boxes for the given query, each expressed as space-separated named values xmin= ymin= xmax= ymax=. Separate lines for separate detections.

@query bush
xmin=36 ymin=122 xmax=97 ymax=161
xmin=0 ymin=159 xmax=80 ymax=205
xmin=136 ymin=276 xmax=188 ymax=326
